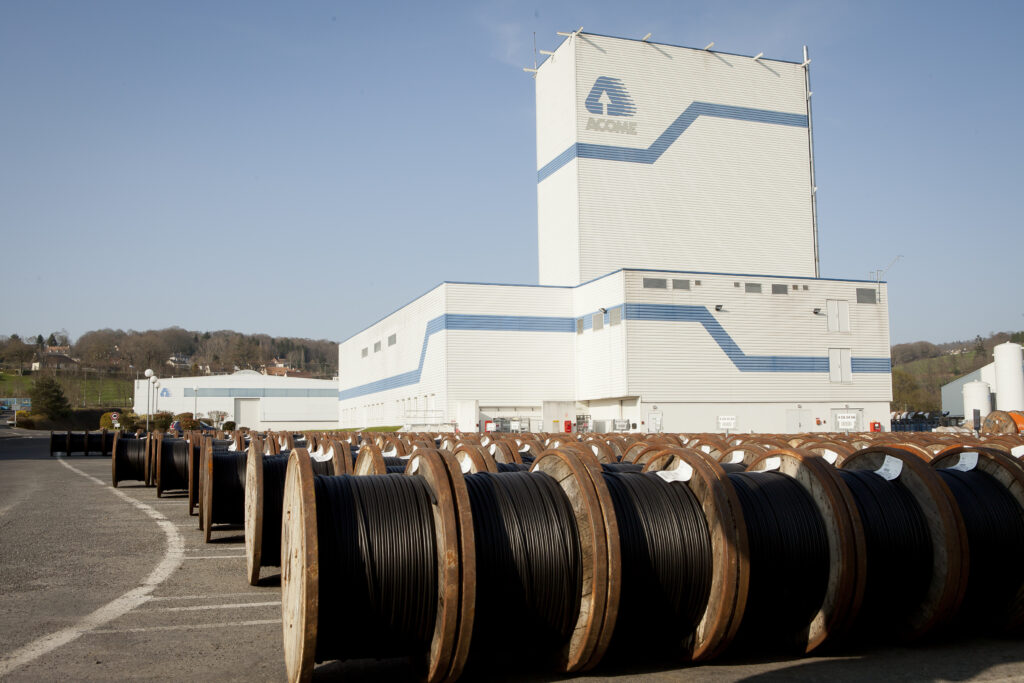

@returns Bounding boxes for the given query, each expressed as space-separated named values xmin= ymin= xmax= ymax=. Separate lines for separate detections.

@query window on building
xmin=694 ymin=280 xmax=701 ymax=286
xmin=829 ymin=348 xmax=852 ymax=383
xmin=592 ymin=312 xmax=604 ymax=331
xmin=373 ymin=341 xmax=381 ymax=353
xmin=734 ymin=282 xmax=741 ymax=287
xmin=609 ymin=308 xmax=622 ymax=325
xmin=826 ymin=300 xmax=850 ymax=332
xmin=772 ymin=283 xmax=788 ymax=295
xmin=792 ymin=284 xmax=799 ymax=290
xmin=745 ymin=283 xmax=762 ymax=294
xmin=672 ymin=279 xmax=690 ymax=290
xmin=643 ymin=277 xmax=667 ymax=289
xmin=803 ymin=285 xmax=809 ymax=290
xmin=361 ymin=347 xmax=368 ymax=358
xmin=576 ymin=318 xmax=584 ymax=335
xmin=856 ymin=288 xmax=878 ymax=304
xmin=388 ymin=333 xmax=397 ymax=346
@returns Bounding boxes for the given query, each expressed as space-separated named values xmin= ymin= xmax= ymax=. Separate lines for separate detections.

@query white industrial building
xmin=132 ymin=371 xmax=338 ymax=431
xmin=338 ymin=32 xmax=893 ymax=433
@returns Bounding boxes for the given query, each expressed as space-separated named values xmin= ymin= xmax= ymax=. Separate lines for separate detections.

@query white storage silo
xmin=962 ymin=380 xmax=992 ymax=422
xmin=994 ymin=342 xmax=1024 ymax=411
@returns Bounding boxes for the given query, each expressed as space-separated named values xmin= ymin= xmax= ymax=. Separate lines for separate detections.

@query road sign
xmin=111 ymin=412 xmax=120 ymax=421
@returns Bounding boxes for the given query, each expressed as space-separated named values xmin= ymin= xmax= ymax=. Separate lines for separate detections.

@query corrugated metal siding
xmin=623 ymin=271 xmax=891 ymax=403
xmin=445 ymin=284 xmax=575 ymax=408
xmin=537 ymin=34 xmax=816 ymax=286
xmin=572 ymin=272 xmax=628 ymax=399
xmin=337 ymin=286 xmax=448 ymax=426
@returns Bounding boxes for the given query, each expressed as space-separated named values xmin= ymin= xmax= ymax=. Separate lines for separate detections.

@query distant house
xmin=166 ymin=353 xmax=192 ymax=370
xmin=31 ymin=349 xmax=78 ymax=371
xmin=262 ymin=358 xmax=312 ymax=378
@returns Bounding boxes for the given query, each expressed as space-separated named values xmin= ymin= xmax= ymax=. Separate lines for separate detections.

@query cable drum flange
xmin=839 ymin=446 xmax=968 ymax=639
xmin=639 ymin=447 xmax=750 ymax=661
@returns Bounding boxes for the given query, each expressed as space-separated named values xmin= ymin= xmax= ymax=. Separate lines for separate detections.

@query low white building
xmin=132 ymin=371 xmax=338 ymax=431
xmin=338 ymin=269 xmax=891 ymax=434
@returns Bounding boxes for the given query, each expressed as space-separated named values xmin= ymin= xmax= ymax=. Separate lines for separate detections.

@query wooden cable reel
xmin=837 ymin=446 xmax=968 ymax=639
xmin=638 ymin=447 xmax=750 ymax=661
xmin=738 ymin=449 xmax=865 ymax=653
xmin=280 ymin=448 xmax=471 ymax=683
xmin=245 ymin=443 xmax=348 ymax=586
xmin=930 ymin=447 xmax=1024 ymax=630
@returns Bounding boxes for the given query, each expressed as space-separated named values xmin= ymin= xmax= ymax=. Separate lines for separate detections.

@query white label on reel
xmin=459 ymin=455 xmax=472 ymax=474
xmin=312 ymin=446 xmax=334 ymax=463
xmin=410 ymin=457 xmax=420 ymax=474
xmin=729 ymin=450 xmax=744 ymax=464
xmin=656 ymin=463 xmax=693 ymax=483
xmin=762 ymin=456 xmax=781 ymax=471
xmin=227 ymin=442 xmax=237 ymax=452
xmin=1012 ymin=445 xmax=1024 ymax=458
xmin=701 ymin=445 xmax=712 ymax=454
xmin=949 ymin=451 xmax=978 ymax=472
xmin=519 ymin=444 xmax=530 ymax=453
xmin=822 ymin=449 xmax=838 ymax=465
xmin=874 ymin=455 xmax=903 ymax=481
xmin=591 ymin=445 xmax=600 ymax=456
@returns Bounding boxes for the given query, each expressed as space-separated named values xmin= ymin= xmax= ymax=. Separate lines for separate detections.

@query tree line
xmin=0 ymin=327 xmax=339 ymax=378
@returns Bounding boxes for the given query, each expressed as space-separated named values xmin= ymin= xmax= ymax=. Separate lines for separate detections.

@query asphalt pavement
xmin=2 ymin=427 xmax=1024 ymax=681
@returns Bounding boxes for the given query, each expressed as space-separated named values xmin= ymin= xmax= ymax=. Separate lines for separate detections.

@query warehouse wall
xmin=445 ymin=283 xmax=575 ymax=412
xmin=536 ymin=33 xmax=816 ymax=286
xmin=337 ymin=286 xmax=448 ymax=428
xmin=621 ymin=270 xmax=891 ymax=404
xmin=572 ymin=271 xmax=628 ymax=400
xmin=132 ymin=372 xmax=338 ymax=430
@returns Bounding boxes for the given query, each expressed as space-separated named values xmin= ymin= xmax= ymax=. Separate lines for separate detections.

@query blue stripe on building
xmin=537 ymin=102 xmax=809 ymax=182
xmin=184 ymin=388 xmax=338 ymax=398
xmin=339 ymin=307 xmax=890 ymax=400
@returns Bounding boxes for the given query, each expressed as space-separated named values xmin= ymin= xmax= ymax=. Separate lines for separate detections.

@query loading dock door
xmin=234 ymin=398 xmax=259 ymax=429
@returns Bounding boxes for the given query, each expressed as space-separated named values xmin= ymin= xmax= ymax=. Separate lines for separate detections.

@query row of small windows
xmin=361 ymin=333 xmax=398 ymax=358
xmin=642 ymin=277 xmax=700 ymax=290
xmin=576 ymin=308 xmax=622 ymax=334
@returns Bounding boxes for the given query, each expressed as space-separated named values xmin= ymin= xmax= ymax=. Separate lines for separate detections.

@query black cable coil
xmin=68 ymin=431 xmax=87 ymax=454
xmin=602 ymin=471 xmax=713 ymax=653
xmin=117 ymin=438 xmax=148 ymax=482
xmin=718 ymin=462 xmax=747 ymax=473
xmin=728 ymin=471 xmax=830 ymax=648
xmin=463 ymin=471 xmax=582 ymax=661
xmin=159 ymin=438 xmax=190 ymax=491
xmin=936 ymin=468 xmax=1024 ymax=625
xmin=314 ymin=473 xmax=438 ymax=662
xmin=258 ymin=454 xmax=289 ymax=567
xmin=209 ymin=451 xmax=247 ymax=525
xmin=383 ymin=456 xmax=408 ymax=474
xmin=837 ymin=469 xmax=932 ymax=636
xmin=602 ymin=462 xmax=644 ymax=473
xmin=496 ymin=462 xmax=529 ymax=472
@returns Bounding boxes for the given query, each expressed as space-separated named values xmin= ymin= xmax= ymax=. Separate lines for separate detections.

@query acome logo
xmin=585 ymin=76 xmax=636 ymax=117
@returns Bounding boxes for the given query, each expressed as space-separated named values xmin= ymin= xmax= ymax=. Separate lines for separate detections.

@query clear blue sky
xmin=1 ymin=1 xmax=1021 ymax=346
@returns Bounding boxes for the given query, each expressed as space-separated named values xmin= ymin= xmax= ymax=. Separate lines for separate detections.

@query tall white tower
xmin=535 ymin=33 xmax=818 ymax=286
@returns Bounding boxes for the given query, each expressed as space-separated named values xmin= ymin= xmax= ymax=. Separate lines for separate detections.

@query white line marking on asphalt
xmin=183 ymin=555 xmax=246 ymax=560
xmin=150 ymin=592 xmax=269 ymax=601
xmin=90 ymin=619 xmax=281 ymax=634
xmin=0 ymin=458 xmax=185 ymax=678
xmin=144 ymin=601 xmax=278 ymax=612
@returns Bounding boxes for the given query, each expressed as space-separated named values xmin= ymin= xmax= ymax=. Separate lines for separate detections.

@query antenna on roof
xmin=641 ymin=33 xmax=651 ymax=41
xmin=704 ymin=41 xmax=714 ymax=50
xmin=533 ymin=31 xmax=537 ymax=70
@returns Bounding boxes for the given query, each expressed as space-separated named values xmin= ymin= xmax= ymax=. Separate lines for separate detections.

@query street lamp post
xmin=144 ymin=369 xmax=154 ymax=432
xmin=154 ymin=381 xmax=161 ymax=414
xmin=193 ymin=386 xmax=199 ymax=429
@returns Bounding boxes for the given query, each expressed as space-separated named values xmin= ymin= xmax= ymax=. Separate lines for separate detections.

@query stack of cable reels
xmin=799 ymin=440 xmax=855 ymax=466
xmin=716 ymin=443 xmax=769 ymax=473
xmin=729 ymin=450 xmax=864 ymax=654
xmin=353 ymin=442 xmax=407 ymax=475
xmin=982 ymin=410 xmax=1024 ymax=435
xmin=929 ymin=447 xmax=1024 ymax=630
xmin=626 ymin=447 xmax=749 ymax=661
xmin=245 ymin=440 xmax=351 ymax=586
xmin=834 ymin=446 xmax=968 ymax=640
xmin=280 ymin=448 xmax=471 ymax=683
xmin=450 ymin=444 xmax=498 ymax=475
